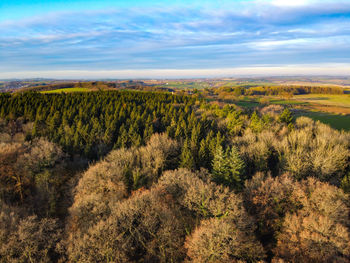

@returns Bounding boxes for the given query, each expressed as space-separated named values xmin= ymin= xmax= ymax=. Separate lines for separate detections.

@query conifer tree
xmin=279 ymin=108 xmax=293 ymax=124
xmin=250 ymin=111 xmax=264 ymax=133
xmin=198 ymin=139 xmax=210 ymax=169
xmin=180 ymin=139 xmax=195 ymax=170
xmin=226 ymin=146 xmax=245 ymax=188
xmin=212 ymin=145 xmax=245 ymax=189
xmin=211 ymin=144 xmax=229 ymax=184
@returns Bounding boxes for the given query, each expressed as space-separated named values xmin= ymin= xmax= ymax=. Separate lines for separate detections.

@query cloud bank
xmin=0 ymin=0 xmax=349 ymax=78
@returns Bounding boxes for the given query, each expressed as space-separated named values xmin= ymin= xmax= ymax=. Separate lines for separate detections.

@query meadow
xmin=41 ymin=87 xmax=97 ymax=93
xmin=225 ymin=93 xmax=350 ymax=131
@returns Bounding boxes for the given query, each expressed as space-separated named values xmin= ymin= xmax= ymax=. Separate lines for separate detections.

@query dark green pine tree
xmin=211 ymin=144 xmax=229 ymax=184
xmin=212 ymin=145 xmax=245 ymax=189
xmin=180 ymin=139 xmax=195 ymax=170
xmin=198 ymin=139 xmax=210 ymax=169
xmin=226 ymin=146 xmax=245 ymax=189
xmin=143 ymin=122 xmax=154 ymax=142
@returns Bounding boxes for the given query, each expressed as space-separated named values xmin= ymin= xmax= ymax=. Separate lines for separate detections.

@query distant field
xmin=41 ymin=87 xmax=93 ymax=93
xmin=157 ymin=82 xmax=211 ymax=90
xmin=229 ymin=94 xmax=350 ymax=131
xmin=295 ymin=111 xmax=350 ymax=131
xmin=270 ymin=99 xmax=306 ymax=105
xmin=294 ymin=94 xmax=350 ymax=108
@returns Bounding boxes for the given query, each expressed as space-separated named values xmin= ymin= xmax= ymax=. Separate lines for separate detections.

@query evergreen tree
xmin=250 ymin=111 xmax=264 ymax=133
xmin=180 ymin=139 xmax=195 ymax=170
xmin=341 ymin=172 xmax=350 ymax=193
xmin=226 ymin=146 xmax=245 ymax=189
xmin=198 ymin=139 xmax=210 ymax=169
xmin=212 ymin=145 xmax=245 ymax=189
xmin=211 ymin=145 xmax=229 ymax=184
xmin=279 ymin=108 xmax=293 ymax=124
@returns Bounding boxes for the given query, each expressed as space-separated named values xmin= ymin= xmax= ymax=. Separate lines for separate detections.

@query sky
xmin=0 ymin=0 xmax=350 ymax=79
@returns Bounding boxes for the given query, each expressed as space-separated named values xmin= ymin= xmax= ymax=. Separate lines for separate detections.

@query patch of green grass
xmin=294 ymin=94 xmax=350 ymax=108
xmin=296 ymin=111 xmax=350 ymax=131
xmin=234 ymin=99 xmax=260 ymax=108
xmin=270 ymin=99 xmax=306 ymax=105
xmin=41 ymin=87 xmax=92 ymax=93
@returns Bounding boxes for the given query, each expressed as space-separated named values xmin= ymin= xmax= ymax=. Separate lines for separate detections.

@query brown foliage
xmin=244 ymin=173 xmax=299 ymax=251
xmin=274 ymin=178 xmax=350 ymax=262
xmin=158 ymin=168 xmax=243 ymax=220
xmin=274 ymin=212 xmax=350 ymax=263
xmin=278 ymin=120 xmax=350 ymax=181
xmin=68 ymin=188 xmax=186 ymax=263
xmin=185 ymin=217 xmax=265 ymax=263
xmin=0 ymin=138 xmax=65 ymax=202
xmin=0 ymin=201 xmax=61 ymax=263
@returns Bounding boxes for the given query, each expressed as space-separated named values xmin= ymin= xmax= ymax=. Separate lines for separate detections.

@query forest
xmin=0 ymin=90 xmax=349 ymax=262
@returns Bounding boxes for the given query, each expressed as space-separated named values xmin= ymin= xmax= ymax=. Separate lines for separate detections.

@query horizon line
xmin=1 ymin=64 xmax=350 ymax=79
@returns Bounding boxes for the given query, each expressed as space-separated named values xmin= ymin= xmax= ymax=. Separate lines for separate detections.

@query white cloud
xmin=270 ymin=0 xmax=311 ymax=7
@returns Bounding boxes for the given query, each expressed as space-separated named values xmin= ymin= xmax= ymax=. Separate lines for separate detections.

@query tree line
xmin=215 ymin=85 xmax=344 ymax=96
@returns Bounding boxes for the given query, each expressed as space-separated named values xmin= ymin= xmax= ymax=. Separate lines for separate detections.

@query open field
xmin=293 ymin=94 xmax=350 ymax=108
xmin=227 ymin=94 xmax=350 ymax=131
xmin=41 ymin=87 xmax=96 ymax=93
xmin=295 ymin=110 xmax=350 ymax=131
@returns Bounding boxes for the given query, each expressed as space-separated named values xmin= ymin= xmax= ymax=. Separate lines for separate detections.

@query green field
xmin=296 ymin=111 xmax=350 ymax=131
xmin=41 ymin=87 xmax=93 ymax=93
xmin=270 ymin=99 xmax=306 ymax=105
xmin=157 ymin=82 xmax=211 ymax=90
xmin=293 ymin=94 xmax=350 ymax=108
xmin=229 ymin=94 xmax=350 ymax=131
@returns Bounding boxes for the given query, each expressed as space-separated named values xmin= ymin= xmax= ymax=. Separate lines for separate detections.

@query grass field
xmin=157 ymin=82 xmax=211 ymax=90
xmin=229 ymin=94 xmax=350 ymax=131
xmin=293 ymin=94 xmax=350 ymax=108
xmin=296 ymin=111 xmax=350 ymax=131
xmin=41 ymin=87 xmax=93 ymax=93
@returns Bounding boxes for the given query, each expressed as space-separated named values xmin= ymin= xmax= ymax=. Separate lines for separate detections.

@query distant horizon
xmin=1 ymin=64 xmax=350 ymax=80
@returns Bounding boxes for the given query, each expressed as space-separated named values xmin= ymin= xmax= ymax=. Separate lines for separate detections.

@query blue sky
xmin=0 ymin=0 xmax=350 ymax=78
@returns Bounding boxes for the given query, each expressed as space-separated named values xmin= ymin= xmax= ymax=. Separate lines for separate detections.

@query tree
xmin=250 ymin=111 xmax=264 ymax=133
xmin=226 ymin=146 xmax=245 ymax=188
xmin=212 ymin=145 xmax=244 ymax=189
xmin=185 ymin=217 xmax=265 ymax=263
xmin=0 ymin=203 xmax=62 ymax=263
xmin=274 ymin=212 xmax=350 ymax=263
xmin=279 ymin=108 xmax=293 ymax=125
xmin=198 ymin=139 xmax=210 ymax=169
xmin=180 ymin=139 xmax=195 ymax=170
xmin=243 ymin=173 xmax=299 ymax=253
xmin=212 ymin=144 xmax=228 ymax=182
xmin=68 ymin=189 xmax=187 ymax=263
xmin=274 ymin=177 xmax=350 ymax=262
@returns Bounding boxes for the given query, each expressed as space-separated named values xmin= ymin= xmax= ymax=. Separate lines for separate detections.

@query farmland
xmin=41 ymin=87 xmax=93 ymax=93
